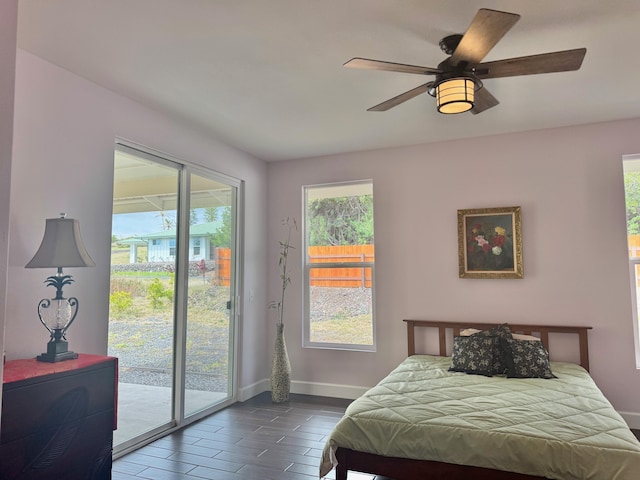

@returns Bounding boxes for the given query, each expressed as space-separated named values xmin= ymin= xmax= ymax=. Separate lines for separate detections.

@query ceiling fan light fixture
xmin=345 ymin=9 xmax=586 ymax=114
xmin=436 ymin=77 xmax=474 ymax=114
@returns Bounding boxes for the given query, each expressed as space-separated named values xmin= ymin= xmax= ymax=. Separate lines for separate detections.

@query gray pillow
xmin=505 ymin=338 xmax=556 ymax=379
xmin=471 ymin=323 xmax=512 ymax=375
xmin=449 ymin=336 xmax=497 ymax=377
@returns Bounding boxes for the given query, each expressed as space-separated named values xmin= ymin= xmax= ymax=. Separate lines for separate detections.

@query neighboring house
xmin=119 ymin=221 xmax=223 ymax=263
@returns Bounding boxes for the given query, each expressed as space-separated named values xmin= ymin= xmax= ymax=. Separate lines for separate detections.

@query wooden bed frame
xmin=334 ymin=320 xmax=593 ymax=480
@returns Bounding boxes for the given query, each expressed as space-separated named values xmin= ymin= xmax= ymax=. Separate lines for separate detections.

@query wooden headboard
xmin=403 ymin=319 xmax=593 ymax=371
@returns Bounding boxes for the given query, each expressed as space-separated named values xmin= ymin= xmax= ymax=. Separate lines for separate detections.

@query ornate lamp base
xmin=36 ymin=339 xmax=78 ymax=363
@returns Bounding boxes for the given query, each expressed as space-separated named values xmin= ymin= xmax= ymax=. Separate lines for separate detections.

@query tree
xmin=625 ymin=172 xmax=640 ymax=234
xmin=307 ymin=195 xmax=373 ymax=246
xmin=156 ymin=211 xmax=175 ymax=231
xmin=204 ymin=207 xmax=219 ymax=223
xmin=211 ymin=206 xmax=232 ymax=247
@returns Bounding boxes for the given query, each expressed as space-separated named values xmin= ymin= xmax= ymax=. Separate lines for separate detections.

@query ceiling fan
xmin=344 ymin=8 xmax=586 ymax=114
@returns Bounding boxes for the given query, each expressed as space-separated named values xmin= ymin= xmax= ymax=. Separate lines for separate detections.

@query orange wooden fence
xmin=215 ymin=247 xmax=231 ymax=286
xmin=629 ymin=236 xmax=640 ymax=287
xmin=215 ymin=245 xmax=376 ymax=288
xmin=630 ymin=235 xmax=640 ymax=258
xmin=309 ymin=245 xmax=374 ymax=288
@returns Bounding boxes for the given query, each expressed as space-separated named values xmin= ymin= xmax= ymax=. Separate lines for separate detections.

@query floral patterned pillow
xmin=505 ymin=338 xmax=556 ymax=379
xmin=471 ymin=323 xmax=512 ymax=375
xmin=449 ymin=336 xmax=497 ymax=377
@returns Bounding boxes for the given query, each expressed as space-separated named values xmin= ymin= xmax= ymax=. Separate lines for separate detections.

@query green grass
xmin=109 ymin=280 xmax=228 ymax=323
xmin=310 ymin=314 xmax=373 ymax=345
xmin=111 ymin=246 xmax=147 ymax=265
xmin=108 ymin=277 xmax=231 ymax=373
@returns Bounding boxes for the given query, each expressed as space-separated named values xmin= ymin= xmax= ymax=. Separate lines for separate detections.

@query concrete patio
xmin=114 ymin=381 xmax=228 ymax=446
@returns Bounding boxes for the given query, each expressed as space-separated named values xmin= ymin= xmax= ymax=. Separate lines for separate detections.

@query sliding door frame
xmin=113 ymin=139 xmax=243 ymax=455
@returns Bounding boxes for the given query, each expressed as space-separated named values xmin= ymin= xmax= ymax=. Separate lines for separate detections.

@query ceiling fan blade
xmin=471 ymin=87 xmax=499 ymax=114
xmin=367 ymin=82 xmax=433 ymax=111
xmin=474 ymin=48 xmax=587 ymax=79
xmin=450 ymin=8 xmax=520 ymax=66
xmin=344 ymin=57 xmax=441 ymax=75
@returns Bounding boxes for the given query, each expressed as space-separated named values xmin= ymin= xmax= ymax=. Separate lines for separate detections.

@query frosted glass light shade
xmin=436 ymin=78 xmax=475 ymax=114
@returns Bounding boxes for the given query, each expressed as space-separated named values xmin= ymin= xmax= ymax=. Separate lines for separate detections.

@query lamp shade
xmin=25 ymin=216 xmax=95 ymax=268
xmin=436 ymin=77 xmax=474 ymax=114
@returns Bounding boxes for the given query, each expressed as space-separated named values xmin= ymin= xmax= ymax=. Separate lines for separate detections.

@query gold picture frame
xmin=458 ymin=206 xmax=523 ymax=279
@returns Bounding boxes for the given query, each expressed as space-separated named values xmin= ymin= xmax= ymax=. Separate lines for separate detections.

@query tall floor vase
xmin=271 ymin=323 xmax=291 ymax=403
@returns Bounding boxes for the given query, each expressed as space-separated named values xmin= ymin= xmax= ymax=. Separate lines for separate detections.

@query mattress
xmin=320 ymin=355 xmax=640 ymax=480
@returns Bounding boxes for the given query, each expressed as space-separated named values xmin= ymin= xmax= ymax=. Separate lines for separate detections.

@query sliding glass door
xmin=108 ymin=143 xmax=239 ymax=453
xmin=182 ymin=171 xmax=237 ymax=419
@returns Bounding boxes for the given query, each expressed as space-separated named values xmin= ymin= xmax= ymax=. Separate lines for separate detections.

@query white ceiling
xmin=16 ymin=0 xmax=640 ymax=162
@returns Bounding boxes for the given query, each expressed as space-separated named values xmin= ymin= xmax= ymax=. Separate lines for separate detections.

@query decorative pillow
xmin=471 ymin=323 xmax=512 ymax=375
xmin=505 ymin=338 xmax=556 ymax=379
xmin=449 ymin=336 xmax=497 ymax=377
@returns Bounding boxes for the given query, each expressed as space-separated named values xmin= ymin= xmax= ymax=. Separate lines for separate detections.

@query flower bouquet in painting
xmin=466 ymin=222 xmax=514 ymax=271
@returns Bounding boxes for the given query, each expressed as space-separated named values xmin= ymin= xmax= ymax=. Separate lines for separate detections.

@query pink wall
xmin=268 ymin=119 xmax=640 ymax=426
xmin=8 ymin=50 xmax=269 ymax=393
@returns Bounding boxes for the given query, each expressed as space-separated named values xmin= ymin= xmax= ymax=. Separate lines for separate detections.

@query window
xmin=303 ymin=181 xmax=375 ymax=351
xmin=169 ymin=238 xmax=176 ymax=257
xmin=623 ymin=154 xmax=640 ymax=367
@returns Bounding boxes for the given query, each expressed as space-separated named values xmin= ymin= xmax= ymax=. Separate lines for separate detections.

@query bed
xmin=319 ymin=320 xmax=640 ymax=480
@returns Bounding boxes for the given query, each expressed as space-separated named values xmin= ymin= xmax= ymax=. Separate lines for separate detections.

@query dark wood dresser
xmin=0 ymin=354 xmax=117 ymax=480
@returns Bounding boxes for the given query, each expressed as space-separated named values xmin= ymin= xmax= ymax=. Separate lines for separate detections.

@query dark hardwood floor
xmin=112 ymin=392 xmax=640 ymax=480
xmin=112 ymin=392 xmax=380 ymax=480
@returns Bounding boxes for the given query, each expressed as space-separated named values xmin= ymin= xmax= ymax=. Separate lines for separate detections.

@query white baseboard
xmin=238 ymin=379 xmax=269 ymax=402
xmin=619 ymin=411 xmax=640 ymax=430
xmin=239 ymin=378 xmax=369 ymax=402
xmin=291 ymin=380 xmax=369 ymax=400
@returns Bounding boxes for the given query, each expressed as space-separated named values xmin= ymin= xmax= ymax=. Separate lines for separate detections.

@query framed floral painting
xmin=457 ymin=206 xmax=523 ymax=279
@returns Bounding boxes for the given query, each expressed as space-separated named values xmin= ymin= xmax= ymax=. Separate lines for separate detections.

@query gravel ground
xmin=109 ymin=286 xmax=371 ymax=391
xmin=310 ymin=286 xmax=372 ymax=321
xmin=108 ymin=318 xmax=229 ymax=392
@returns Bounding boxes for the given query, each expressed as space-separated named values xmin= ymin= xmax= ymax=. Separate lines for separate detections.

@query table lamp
xmin=25 ymin=213 xmax=95 ymax=362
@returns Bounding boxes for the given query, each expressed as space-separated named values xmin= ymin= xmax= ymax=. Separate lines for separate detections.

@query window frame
xmin=623 ymin=154 xmax=640 ymax=368
xmin=302 ymin=180 xmax=376 ymax=351
xmin=629 ymin=259 xmax=640 ymax=366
